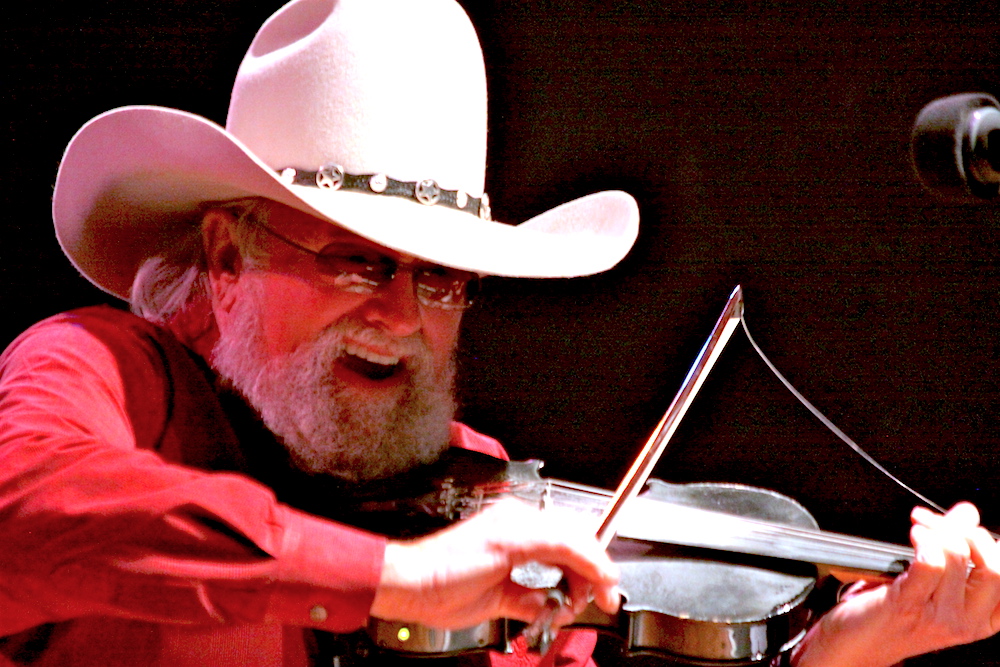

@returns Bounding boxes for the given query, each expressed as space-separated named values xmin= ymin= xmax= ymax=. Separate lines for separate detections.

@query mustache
xmin=329 ymin=320 xmax=427 ymax=358
xmin=306 ymin=317 xmax=435 ymax=374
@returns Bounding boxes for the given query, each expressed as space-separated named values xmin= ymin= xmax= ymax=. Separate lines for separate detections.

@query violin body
xmin=578 ymin=481 xmax=818 ymax=664
xmin=364 ymin=452 xmax=835 ymax=664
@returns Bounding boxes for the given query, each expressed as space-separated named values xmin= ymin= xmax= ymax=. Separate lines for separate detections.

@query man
xmin=0 ymin=1 xmax=997 ymax=666
xmin=0 ymin=1 xmax=629 ymax=664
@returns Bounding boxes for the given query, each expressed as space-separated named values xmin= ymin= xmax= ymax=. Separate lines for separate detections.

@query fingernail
xmin=610 ymin=586 xmax=623 ymax=611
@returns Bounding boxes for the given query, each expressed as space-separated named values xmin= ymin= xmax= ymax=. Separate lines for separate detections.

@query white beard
xmin=210 ymin=284 xmax=456 ymax=481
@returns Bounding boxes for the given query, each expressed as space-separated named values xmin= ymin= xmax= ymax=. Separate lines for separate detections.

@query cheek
xmin=250 ymin=275 xmax=356 ymax=356
xmin=422 ymin=312 xmax=463 ymax=364
xmin=233 ymin=272 xmax=464 ymax=360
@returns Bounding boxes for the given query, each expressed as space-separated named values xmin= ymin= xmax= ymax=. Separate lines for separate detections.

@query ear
xmin=201 ymin=207 xmax=245 ymax=317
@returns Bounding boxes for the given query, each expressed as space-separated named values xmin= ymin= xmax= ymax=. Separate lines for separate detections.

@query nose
xmin=357 ymin=268 xmax=422 ymax=337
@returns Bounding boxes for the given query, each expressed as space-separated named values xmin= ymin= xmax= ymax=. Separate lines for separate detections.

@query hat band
xmin=279 ymin=164 xmax=492 ymax=221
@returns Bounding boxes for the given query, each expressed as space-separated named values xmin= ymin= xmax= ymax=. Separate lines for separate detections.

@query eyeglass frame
xmin=248 ymin=219 xmax=481 ymax=311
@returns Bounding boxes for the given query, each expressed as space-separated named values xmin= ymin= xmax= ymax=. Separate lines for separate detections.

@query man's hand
xmin=370 ymin=498 xmax=620 ymax=630
xmin=792 ymin=502 xmax=1000 ymax=667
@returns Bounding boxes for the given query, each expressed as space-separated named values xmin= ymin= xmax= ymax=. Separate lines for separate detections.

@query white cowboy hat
xmin=53 ymin=0 xmax=640 ymax=300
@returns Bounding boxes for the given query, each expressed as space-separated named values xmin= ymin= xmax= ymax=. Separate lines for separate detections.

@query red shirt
xmin=0 ymin=308 xmax=595 ymax=666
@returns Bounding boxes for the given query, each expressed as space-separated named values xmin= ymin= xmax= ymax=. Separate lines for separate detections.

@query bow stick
xmin=596 ymin=285 xmax=744 ymax=547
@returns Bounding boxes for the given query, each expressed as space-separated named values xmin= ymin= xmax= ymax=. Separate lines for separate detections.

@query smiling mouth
xmin=341 ymin=342 xmax=404 ymax=381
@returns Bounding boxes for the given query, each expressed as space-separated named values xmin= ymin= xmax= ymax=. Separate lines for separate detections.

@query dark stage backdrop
xmin=5 ymin=1 xmax=999 ymax=665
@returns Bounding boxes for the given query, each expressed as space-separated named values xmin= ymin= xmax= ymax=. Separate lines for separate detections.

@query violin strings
xmin=729 ymin=516 xmax=915 ymax=560
xmin=740 ymin=314 xmax=948 ymax=515
xmin=474 ymin=479 xmax=914 ymax=563
xmin=540 ymin=482 xmax=915 ymax=561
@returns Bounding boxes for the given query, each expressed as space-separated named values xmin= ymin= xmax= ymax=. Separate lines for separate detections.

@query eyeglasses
xmin=253 ymin=222 xmax=480 ymax=311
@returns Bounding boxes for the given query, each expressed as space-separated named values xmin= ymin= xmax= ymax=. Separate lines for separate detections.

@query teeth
xmin=344 ymin=342 xmax=400 ymax=366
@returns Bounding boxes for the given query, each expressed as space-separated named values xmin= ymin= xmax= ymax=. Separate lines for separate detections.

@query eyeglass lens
xmin=253 ymin=220 xmax=479 ymax=310
xmin=313 ymin=246 xmax=479 ymax=310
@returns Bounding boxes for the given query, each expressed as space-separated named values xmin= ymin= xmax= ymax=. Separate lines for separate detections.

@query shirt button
xmin=309 ymin=605 xmax=328 ymax=623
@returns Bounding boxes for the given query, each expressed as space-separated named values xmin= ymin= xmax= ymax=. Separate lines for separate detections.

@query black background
xmin=5 ymin=1 xmax=999 ymax=664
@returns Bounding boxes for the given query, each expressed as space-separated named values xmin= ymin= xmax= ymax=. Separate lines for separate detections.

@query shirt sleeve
xmin=0 ymin=317 xmax=385 ymax=636
xmin=450 ymin=422 xmax=511 ymax=460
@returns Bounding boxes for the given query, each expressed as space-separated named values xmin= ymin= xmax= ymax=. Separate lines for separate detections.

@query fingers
xmin=498 ymin=582 xmax=562 ymax=624
xmin=912 ymin=502 xmax=980 ymax=530
xmin=789 ymin=503 xmax=999 ymax=666
xmin=373 ymin=498 xmax=620 ymax=630
xmin=513 ymin=506 xmax=618 ymax=578
xmin=963 ymin=518 xmax=1000 ymax=635
xmin=903 ymin=503 xmax=1000 ymax=642
xmin=484 ymin=499 xmax=620 ymax=626
xmin=560 ymin=570 xmax=618 ymax=616
xmin=907 ymin=505 xmax=972 ymax=593
xmin=907 ymin=519 xmax=970 ymax=611
xmin=486 ymin=499 xmax=620 ymax=608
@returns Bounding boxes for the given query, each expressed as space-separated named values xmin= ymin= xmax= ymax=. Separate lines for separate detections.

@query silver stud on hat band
xmin=278 ymin=164 xmax=492 ymax=221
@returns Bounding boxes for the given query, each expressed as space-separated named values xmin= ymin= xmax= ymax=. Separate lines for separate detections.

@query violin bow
xmin=596 ymin=285 xmax=744 ymax=548
xmin=522 ymin=287 xmax=743 ymax=656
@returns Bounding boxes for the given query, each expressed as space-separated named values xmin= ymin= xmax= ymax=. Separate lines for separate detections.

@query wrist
xmin=790 ymin=611 xmax=906 ymax=667
xmin=371 ymin=540 xmax=411 ymax=621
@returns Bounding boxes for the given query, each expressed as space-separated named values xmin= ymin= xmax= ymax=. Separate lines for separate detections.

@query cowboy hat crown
xmin=53 ymin=0 xmax=639 ymax=299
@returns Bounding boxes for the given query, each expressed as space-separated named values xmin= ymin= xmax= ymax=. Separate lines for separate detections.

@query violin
xmin=332 ymin=287 xmax=945 ymax=664
xmin=357 ymin=449 xmax=914 ymax=664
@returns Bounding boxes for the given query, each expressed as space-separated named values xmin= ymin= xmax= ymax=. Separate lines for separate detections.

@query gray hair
xmin=129 ymin=198 xmax=272 ymax=325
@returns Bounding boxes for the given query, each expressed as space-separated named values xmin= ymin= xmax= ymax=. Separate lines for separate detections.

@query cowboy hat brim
xmin=53 ymin=106 xmax=640 ymax=300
